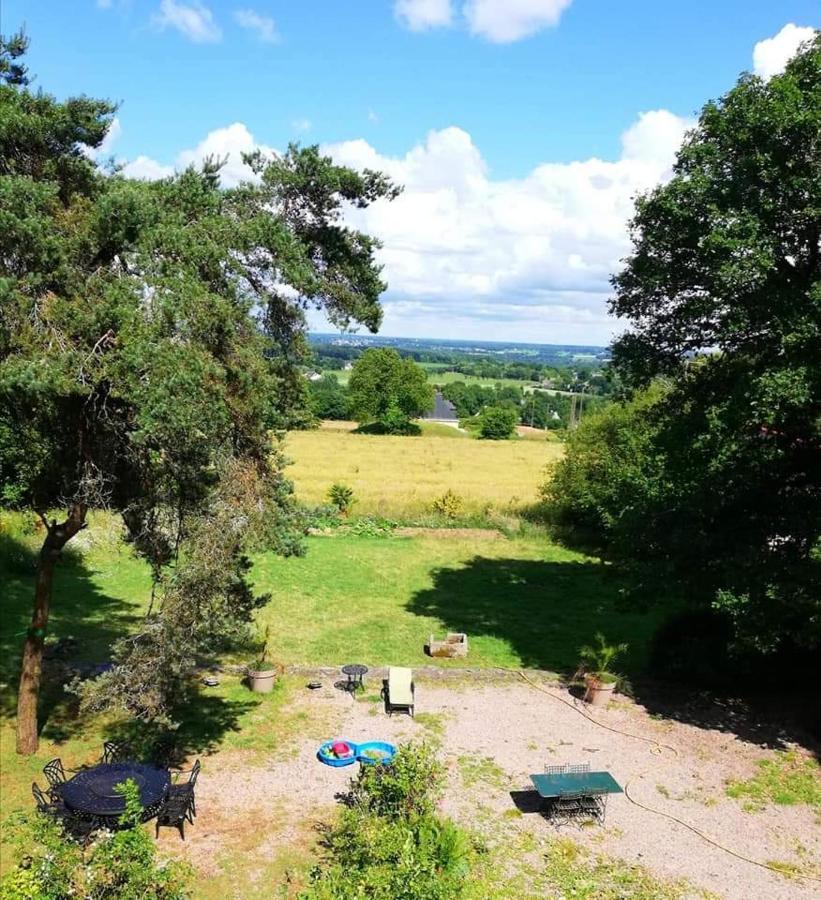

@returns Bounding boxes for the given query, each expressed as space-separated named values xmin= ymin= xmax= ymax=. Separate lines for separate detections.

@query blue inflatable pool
xmin=317 ymin=740 xmax=359 ymax=767
xmin=356 ymin=741 xmax=397 ymax=766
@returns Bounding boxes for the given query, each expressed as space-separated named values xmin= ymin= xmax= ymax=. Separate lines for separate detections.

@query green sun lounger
xmin=385 ymin=667 xmax=414 ymax=717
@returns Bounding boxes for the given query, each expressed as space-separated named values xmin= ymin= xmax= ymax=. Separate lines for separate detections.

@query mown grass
xmin=283 ymin=428 xmax=562 ymax=519
xmin=726 ymin=751 xmax=821 ymax=812
xmin=252 ymin=534 xmax=659 ymax=673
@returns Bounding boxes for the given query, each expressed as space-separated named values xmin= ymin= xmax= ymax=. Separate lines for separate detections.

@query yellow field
xmin=282 ymin=426 xmax=564 ymax=518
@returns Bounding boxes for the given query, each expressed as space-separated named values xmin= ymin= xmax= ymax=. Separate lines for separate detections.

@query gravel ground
xmin=165 ymin=678 xmax=820 ymax=899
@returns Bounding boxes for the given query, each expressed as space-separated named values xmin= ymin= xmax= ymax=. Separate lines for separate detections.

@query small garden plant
xmin=577 ymin=632 xmax=628 ymax=685
xmin=328 ymin=483 xmax=356 ymax=517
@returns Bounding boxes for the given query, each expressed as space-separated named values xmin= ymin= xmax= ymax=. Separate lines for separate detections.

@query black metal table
xmin=61 ymin=762 xmax=170 ymax=823
xmin=341 ymin=664 xmax=368 ymax=691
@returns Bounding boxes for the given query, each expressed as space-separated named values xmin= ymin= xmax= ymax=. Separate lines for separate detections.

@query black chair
xmin=101 ymin=740 xmax=130 ymax=765
xmin=544 ymin=762 xmax=590 ymax=775
xmin=155 ymin=793 xmax=192 ymax=840
xmin=547 ymin=790 xmax=585 ymax=826
xmin=32 ymin=783 xmax=97 ymax=845
xmin=42 ymin=758 xmax=67 ymax=801
xmin=169 ymin=759 xmax=200 ymax=821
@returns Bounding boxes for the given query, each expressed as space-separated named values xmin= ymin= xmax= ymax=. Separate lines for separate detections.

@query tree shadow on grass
xmin=407 ymin=554 xmax=819 ymax=753
xmin=406 ymin=555 xmax=658 ymax=677
xmin=1 ymin=532 xmax=257 ymax=759
xmin=0 ymin=531 xmax=142 ymax=738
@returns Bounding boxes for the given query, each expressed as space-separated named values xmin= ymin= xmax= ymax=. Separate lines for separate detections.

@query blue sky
xmin=4 ymin=2 xmax=818 ymax=344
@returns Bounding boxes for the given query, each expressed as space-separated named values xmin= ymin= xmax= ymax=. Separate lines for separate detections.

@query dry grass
xmin=282 ymin=428 xmax=563 ymax=518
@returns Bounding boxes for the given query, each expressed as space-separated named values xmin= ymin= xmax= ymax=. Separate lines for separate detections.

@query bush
xmin=0 ymin=781 xmax=191 ymax=899
xmin=478 ymin=406 xmax=517 ymax=440
xmin=303 ymin=742 xmax=474 ymax=900
xmin=431 ymin=489 xmax=463 ymax=520
xmin=327 ymin=483 xmax=355 ymax=516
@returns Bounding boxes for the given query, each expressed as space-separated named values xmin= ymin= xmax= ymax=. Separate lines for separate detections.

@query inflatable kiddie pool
xmin=356 ymin=741 xmax=397 ymax=766
xmin=317 ymin=739 xmax=358 ymax=767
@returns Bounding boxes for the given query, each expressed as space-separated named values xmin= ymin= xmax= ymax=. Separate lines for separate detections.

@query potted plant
xmin=578 ymin=633 xmax=628 ymax=707
xmin=248 ymin=626 xmax=279 ymax=693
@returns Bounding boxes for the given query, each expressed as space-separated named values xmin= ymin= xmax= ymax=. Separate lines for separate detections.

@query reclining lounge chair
xmin=384 ymin=666 xmax=414 ymax=717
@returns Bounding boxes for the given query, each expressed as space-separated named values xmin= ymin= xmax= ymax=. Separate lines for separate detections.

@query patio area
xmin=154 ymin=674 xmax=820 ymax=899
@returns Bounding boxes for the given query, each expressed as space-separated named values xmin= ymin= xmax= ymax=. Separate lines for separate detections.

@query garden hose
xmin=514 ymin=669 xmax=821 ymax=884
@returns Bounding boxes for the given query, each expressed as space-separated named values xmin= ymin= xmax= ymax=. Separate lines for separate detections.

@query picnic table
xmin=61 ymin=762 xmax=170 ymax=823
xmin=530 ymin=770 xmax=622 ymax=799
xmin=529 ymin=771 xmax=622 ymax=826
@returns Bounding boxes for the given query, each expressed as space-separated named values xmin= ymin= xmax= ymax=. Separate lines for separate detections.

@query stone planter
xmin=248 ymin=667 xmax=278 ymax=693
xmin=428 ymin=632 xmax=468 ymax=658
xmin=583 ymin=675 xmax=617 ymax=707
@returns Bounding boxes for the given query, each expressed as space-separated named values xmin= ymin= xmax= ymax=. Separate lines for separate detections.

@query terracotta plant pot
xmin=248 ymin=667 xmax=277 ymax=693
xmin=583 ymin=675 xmax=617 ymax=707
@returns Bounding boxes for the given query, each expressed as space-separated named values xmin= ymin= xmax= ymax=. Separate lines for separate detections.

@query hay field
xmin=282 ymin=428 xmax=563 ymax=518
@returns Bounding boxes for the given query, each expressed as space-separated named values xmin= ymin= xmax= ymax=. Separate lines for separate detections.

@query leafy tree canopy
xmin=347 ymin=348 xmax=434 ymax=433
xmin=550 ymin=34 xmax=821 ymax=660
xmin=0 ymin=40 xmax=398 ymax=750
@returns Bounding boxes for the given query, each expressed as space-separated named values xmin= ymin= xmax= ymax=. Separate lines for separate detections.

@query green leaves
xmin=348 ymin=348 xmax=434 ymax=431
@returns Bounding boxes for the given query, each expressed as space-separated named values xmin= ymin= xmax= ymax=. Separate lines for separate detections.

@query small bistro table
xmin=61 ymin=762 xmax=170 ymax=825
xmin=529 ymin=771 xmax=623 ymax=825
xmin=341 ymin=664 xmax=368 ymax=692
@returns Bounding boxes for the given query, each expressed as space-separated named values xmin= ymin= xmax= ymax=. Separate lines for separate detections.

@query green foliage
xmin=478 ymin=406 xmax=517 ymax=440
xmin=0 ymin=782 xmax=191 ymax=898
xmin=431 ymin=489 xmax=463 ymax=519
xmin=549 ymin=36 xmax=821 ymax=659
xmin=308 ymin=374 xmax=349 ymax=420
xmin=0 ymin=45 xmax=399 ymax=733
xmin=303 ymin=743 xmax=474 ymax=899
xmin=350 ymin=742 xmax=444 ymax=819
xmin=578 ymin=633 xmax=628 ymax=681
xmin=726 ymin=752 xmax=821 ymax=812
xmin=348 ymin=349 xmax=434 ymax=432
xmin=327 ymin=482 xmax=355 ymax=516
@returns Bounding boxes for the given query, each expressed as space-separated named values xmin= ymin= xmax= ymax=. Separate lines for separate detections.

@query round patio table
xmin=341 ymin=664 xmax=368 ymax=691
xmin=61 ymin=762 xmax=170 ymax=821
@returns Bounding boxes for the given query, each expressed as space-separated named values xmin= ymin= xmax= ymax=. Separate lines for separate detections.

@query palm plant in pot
xmin=578 ymin=633 xmax=628 ymax=707
xmin=248 ymin=626 xmax=279 ymax=693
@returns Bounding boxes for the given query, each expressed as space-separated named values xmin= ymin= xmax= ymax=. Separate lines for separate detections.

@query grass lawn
xmin=283 ymin=428 xmax=563 ymax=518
xmin=252 ymin=533 xmax=659 ymax=675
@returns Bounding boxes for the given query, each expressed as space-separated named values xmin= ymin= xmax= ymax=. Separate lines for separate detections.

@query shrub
xmin=327 ymin=483 xmax=355 ymax=516
xmin=0 ymin=781 xmax=191 ymax=899
xmin=303 ymin=742 xmax=473 ymax=899
xmin=350 ymin=742 xmax=444 ymax=819
xmin=478 ymin=406 xmax=517 ymax=440
xmin=431 ymin=489 xmax=463 ymax=520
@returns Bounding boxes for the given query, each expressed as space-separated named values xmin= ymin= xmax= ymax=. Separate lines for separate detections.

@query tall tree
xmin=550 ymin=34 xmax=820 ymax=657
xmin=348 ymin=348 xmax=434 ymax=433
xmin=0 ymin=44 xmax=398 ymax=752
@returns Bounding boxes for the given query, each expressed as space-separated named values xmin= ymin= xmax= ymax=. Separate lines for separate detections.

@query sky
xmin=3 ymin=2 xmax=818 ymax=345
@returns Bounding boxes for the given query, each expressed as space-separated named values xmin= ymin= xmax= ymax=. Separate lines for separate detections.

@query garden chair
xmin=384 ymin=667 xmax=414 ymax=717
xmin=155 ymin=792 xmax=192 ymax=840
xmin=42 ymin=757 xmax=67 ymax=801
xmin=101 ymin=740 xmax=131 ymax=765
xmin=32 ymin=783 xmax=97 ymax=845
xmin=169 ymin=758 xmax=200 ymax=821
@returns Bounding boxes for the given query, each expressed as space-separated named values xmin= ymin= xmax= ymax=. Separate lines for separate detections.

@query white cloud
xmin=120 ymin=155 xmax=175 ymax=180
xmin=84 ymin=116 xmax=122 ymax=160
xmin=153 ymin=0 xmax=222 ymax=43
xmin=234 ymin=8 xmax=279 ymax=43
xmin=368 ymin=108 xmax=380 ymax=124
xmin=292 ymin=118 xmax=312 ymax=133
xmin=319 ymin=110 xmax=692 ymax=343
xmin=752 ymin=23 xmax=816 ymax=79
xmin=120 ymin=122 xmax=274 ymax=187
xmin=395 ymin=0 xmax=453 ymax=31
xmin=463 ymin=0 xmax=572 ymax=43
xmin=118 ymin=111 xmax=692 ymax=343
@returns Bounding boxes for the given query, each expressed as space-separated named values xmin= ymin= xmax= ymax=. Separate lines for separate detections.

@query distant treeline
xmin=308 ymin=372 xmax=607 ymax=430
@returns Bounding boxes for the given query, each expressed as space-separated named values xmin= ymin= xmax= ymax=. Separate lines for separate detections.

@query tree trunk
xmin=16 ymin=505 xmax=87 ymax=755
